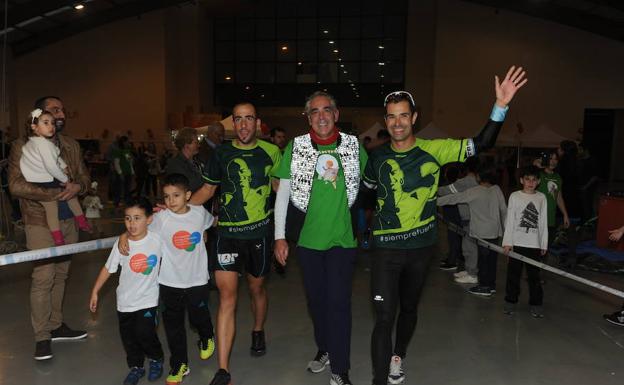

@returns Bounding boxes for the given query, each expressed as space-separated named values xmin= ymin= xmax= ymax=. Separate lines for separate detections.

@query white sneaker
xmin=453 ymin=270 xmax=468 ymax=278
xmin=307 ymin=351 xmax=330 ymax=373
xmin=454 ymin=274 xmax=478 ymax=284
xmin=388 ymin=355 xmax=405 ymax=384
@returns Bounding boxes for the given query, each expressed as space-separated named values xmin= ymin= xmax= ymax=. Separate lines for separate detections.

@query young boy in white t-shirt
xmin=90 ymin=197 xmax=165 ymax=385
xmin=502 ymin=165 xmax=548 ymax=318
xmin=119 ymin=173 xmax=216 ymax=385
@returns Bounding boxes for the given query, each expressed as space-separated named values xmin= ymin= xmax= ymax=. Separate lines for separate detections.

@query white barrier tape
xmin=0 ymin=237 xmax=118 ymax=266
xmin=438 ymin=214 xmax=624 ymax=299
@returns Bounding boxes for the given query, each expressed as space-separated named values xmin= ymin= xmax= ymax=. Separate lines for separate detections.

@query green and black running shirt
xmin=203 ymin=140 xmax=281 ymax=239
xmin=363 ymin=138 xmax=470 ymax=249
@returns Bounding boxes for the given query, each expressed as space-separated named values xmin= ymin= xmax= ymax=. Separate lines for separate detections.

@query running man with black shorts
xmin=191 ymin=102 xmax=281 ymax=385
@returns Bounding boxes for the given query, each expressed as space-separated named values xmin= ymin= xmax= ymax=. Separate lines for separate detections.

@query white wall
xmin=431 ymin=0 xmax=624 ymax=141
xmin=14 ymin=10 xmax=168 ymax=150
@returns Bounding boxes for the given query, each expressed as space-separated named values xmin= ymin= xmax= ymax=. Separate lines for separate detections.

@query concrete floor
xmin=0 ymin=225 xmax=623 ymax=385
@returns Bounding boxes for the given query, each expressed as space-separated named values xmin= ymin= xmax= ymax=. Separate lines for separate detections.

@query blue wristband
xmin=490 ymin=104 xmax=509 ymax=122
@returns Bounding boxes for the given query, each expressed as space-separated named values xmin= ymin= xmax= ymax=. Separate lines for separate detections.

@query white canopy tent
xmin=195 ymin=115 xmax=236 ymax=139
xmin=496 ymin=124 xmax=570 ymax=148
xmin=358 ymin=121 xmax=385 ymax=140
xmin=415 ymin=122 xmax=450 ymax=139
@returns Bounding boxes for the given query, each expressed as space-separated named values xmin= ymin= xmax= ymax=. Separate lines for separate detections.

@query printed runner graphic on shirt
xmin=221 ymin=158 xmax=271 ymax=222
xmin=519 ymin=202 xmax=539 ymax=233
xmin=364 ymin=138 xmax=469 ymax=249
xmin=172 ymin=231 xmax=202 ymax=251
xmin=375 ymin=153 xmax=439 ymax=240
xmin=203 ymin=140 xmax=281 ymax=239
xmin=129 ymin=253 xmax=158 ymax=275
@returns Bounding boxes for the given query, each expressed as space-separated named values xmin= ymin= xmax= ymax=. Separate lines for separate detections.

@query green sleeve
xmin=273 ymin=140 xmax=293 ymax=179
xmin=416 ymin=138 xmax=468 ymax=165
xmin=358 ymin=144 xmax=368 ymax=177
xmin=363 ymin=155 xmax=376 ymax=185
xmin=258 ymin=140 xmax=283 ymax=175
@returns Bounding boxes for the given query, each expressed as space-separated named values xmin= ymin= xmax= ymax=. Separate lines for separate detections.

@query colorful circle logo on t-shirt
xmin=172 ymin=231 xmax=202 ymax=252
xmin=129 ymin=253 xmax=158 ymax=275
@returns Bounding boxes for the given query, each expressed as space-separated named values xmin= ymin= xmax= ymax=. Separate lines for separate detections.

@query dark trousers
xmin=118 ymin=307 xmax=164 ymax=368
xmin=477 ymin=239 xmax=498 ymax=288
xmin=160 ymin=284 xmax=214 ymax=368
xmin=146 ymin=174 xmax=159 ymax=196
xmin=113 ymin=174 xmax=132 ymax=206
xmin=371 ymin=247 xmax=432 ymax=385
xmin=297 ymin=246 xmax=356 ymax=375
xmin=443 ymin=206 xmax=462 ymax=267
xmin=504 ymin=246 xmax=543 ymax=306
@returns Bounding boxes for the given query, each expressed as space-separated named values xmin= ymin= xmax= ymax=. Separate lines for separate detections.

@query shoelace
xmin=128 ymin=367 xmax=143 ymax=380
xmin=389 ymin=361 xmax=402 ymax=376
xmin=315 ymin=352 xmax=329 ymax=363
xmin=149 ymin=360 xmax=161 ymax=371
xmin=170 ymin=364 xmax=185 ymax=375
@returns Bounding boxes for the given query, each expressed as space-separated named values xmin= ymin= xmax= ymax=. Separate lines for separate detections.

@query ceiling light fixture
xmin=74 ymin=3 xmax=85 ymax=10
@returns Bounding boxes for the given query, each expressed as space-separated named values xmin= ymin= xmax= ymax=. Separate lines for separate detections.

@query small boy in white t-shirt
xmin=119 ymin=173 xmax=216 ymax=385
xmin=502 ymin=165 xmax=548 ymax=318
xmin=90 ymin=197 xmax=164 ymax=385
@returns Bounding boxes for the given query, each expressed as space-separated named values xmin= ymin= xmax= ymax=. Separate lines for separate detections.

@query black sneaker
xmin=439 ymin=261 xmax=457 ymax=271
xmin=330 ymin=373 xmax=352 ymax=385
xmin=503 ymin=302 xmax=516 ymax=315
xmin=250 ymin=330 xmax=266 ymax=356
xmin=34 ymin=340 xmax=53 ymax=361
xmin=50 ymin=323 xmax=87 ymax=341
xmin=468 ymin=285 xmax=493 ymax=297
xmin=209 ymin=368 xmax=231 ymax=385
xmin=604 ymin=310 xmax=624 ymax=326
xmin=123 ymin=367 xmax=145 ymax=385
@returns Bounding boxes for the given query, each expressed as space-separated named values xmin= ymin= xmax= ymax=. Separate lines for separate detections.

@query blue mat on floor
xmin=576 ymin=241 xmax=624 ymax=261
xmin=550 ymin=241 xmax=624 ymax=261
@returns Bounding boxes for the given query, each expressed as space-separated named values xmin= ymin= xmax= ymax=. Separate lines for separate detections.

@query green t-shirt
xmin=363 ymin=138 xmax=470 ymax=249
xmin=537 ymin=171 xmax=562 ymax=227
xmin=203 ymin=140 xmax=281 ymax=239
xmin=275 ymin=140 xmax=368 ymax=250
xmin=113 ymin=148 xmax=133 ymax=175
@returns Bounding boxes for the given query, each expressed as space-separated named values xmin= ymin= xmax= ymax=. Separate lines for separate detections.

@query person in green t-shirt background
xmin=274 ymin=91 xmax=367 ymax=385
xmin=363 ymin=65 xmax=527 ymax=385
xmin=534 ymin=150 xmax=570 ymax=249
xmin=112 ymin=135 xmax=134 ymax=207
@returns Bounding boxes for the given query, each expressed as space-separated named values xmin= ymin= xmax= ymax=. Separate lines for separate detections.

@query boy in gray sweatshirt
xmin=437 ymin=157 xmax=479 ymax=282
xmin=437 ymin=168 xmax=507 ymax=296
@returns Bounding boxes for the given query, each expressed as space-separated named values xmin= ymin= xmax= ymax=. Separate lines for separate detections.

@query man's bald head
xmin=205 ymin=121 xmax=225 ymax=145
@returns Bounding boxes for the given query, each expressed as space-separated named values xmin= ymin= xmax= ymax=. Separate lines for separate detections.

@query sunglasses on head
xmin=383 ymin=91 xmax=416 ymax=108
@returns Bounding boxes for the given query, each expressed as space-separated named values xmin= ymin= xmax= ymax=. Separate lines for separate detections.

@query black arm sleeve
xmin=472 ymin=119 xmax=503 ymax=154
